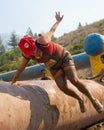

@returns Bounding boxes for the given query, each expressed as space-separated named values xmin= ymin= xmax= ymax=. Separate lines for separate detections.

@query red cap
xmin=18 ymin=36 xmax=36 ymax=56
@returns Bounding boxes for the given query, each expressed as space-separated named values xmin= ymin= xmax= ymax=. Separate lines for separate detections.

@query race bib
xmin=35 ymin=49 xmax=43 ymax=59
xmin=45 ymin=59 xmax=57 ymax=68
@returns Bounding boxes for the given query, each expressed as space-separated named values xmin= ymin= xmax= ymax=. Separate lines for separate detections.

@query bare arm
xmin=48 ymin=11 xmax=64 ymax=36
xmin=99 ymin=68 xmax=104 ymax=81
xmin=87 ymin=69 xmax=104 ymax=80
xmin=37 ymin=11 xmax=64 ymax=44
xmin=11 ymin=57 xmax=30 ymax=84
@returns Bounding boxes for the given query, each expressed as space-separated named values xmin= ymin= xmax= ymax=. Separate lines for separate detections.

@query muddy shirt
xmin=23 ymin=41 xmax=64 ymax=63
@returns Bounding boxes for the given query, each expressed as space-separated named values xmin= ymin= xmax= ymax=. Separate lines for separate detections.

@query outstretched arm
xmin=48 ymin=11 xmax=64 ymax=37
xmin=87 ymin=69 xmax=104 ymax=80
xmin=11 ymin=57 xmax=30 ymax=84
xmin=37 ymin=11 xmax=64 ymax=44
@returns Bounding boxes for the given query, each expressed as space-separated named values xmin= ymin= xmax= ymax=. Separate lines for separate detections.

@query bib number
xmin=45 ymin=59 xmax=57 ymax=68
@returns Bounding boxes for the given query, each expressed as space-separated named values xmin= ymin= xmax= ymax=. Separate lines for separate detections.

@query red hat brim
xmin=18 ymin=36 xmax=36 ymax=56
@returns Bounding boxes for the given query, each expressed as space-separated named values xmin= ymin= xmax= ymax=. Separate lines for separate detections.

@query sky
xmin=0 ymin=0 xmax=104 ymax=37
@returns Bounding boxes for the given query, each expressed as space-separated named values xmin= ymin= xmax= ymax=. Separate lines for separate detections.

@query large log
xmin=0 ymin=80 xmax=104 ymax=130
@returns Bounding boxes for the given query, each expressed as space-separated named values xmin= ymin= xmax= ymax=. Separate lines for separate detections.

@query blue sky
xmin=0 ymin=0 xmax=104 ymax=37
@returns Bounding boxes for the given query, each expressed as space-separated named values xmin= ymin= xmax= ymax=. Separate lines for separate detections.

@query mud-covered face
xmin=41 ymin=69 xmax=47 ymax=74
xmin=30 ymin=48 xmax=43 ymax=59
xmin=101 ymin=57 xmax=104 ymax=64
xmin=42 ymin=70 xmax=46 ymax=74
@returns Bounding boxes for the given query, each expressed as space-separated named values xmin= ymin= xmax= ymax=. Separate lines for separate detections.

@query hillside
xmin=0 ymin=18 xmax=104 ymax=76
xmin=56 ymin=19 xmax=104 ymax=53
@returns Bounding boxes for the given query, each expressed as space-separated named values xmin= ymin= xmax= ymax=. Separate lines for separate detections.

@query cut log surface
xmin=0 ymin=80 xmax=104 ymax=130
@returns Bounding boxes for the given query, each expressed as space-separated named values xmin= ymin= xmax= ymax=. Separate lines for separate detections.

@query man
xmin=12 ymin=11 xmax=103 ymax=113
xmin=87 ymin=54 xmax=104 ymax=82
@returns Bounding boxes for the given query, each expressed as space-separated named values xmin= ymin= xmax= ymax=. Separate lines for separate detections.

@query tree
xmin=26 ymin=27 xmax=34 ymax=37
xmin=34 ymin=32 xmax=38 ymax=38
xmin=0 ymin=36 xmax=5 ymax=55
xmin=52 ymin=35 xmax=57 ymax=42
xmin=78 ymin=22 xmax=82 ymax=29
xmin=8 ymin=32 xmax=18 ymax=49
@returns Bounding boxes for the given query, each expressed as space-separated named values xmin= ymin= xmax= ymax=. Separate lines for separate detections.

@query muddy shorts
xmin=50 ymin=51 xmax=74 ymax=75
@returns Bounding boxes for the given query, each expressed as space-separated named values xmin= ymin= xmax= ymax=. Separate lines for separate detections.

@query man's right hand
xmin=55 ymin=11 xmax=64 ymax=22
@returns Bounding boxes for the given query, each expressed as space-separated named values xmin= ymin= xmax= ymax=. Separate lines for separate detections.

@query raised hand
xmin=55 ymin=11 xmax=64 ymax=22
